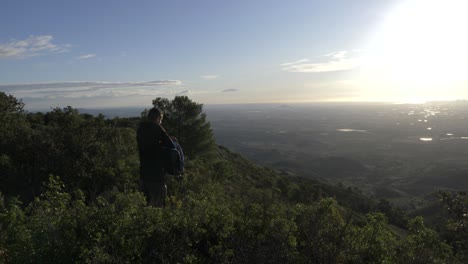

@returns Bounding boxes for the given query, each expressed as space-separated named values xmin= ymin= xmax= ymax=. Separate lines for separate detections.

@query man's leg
xmin=152 ymin=181 xmax=167 ymax=207
xmin=142 ymin=180 xmax=167 ymax=207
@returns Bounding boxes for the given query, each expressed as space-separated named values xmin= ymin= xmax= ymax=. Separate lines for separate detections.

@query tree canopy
xmin=151 ymin=96 xmax=216 ymax=158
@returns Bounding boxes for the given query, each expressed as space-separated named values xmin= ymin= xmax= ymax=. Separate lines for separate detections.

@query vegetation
xmin=0 ymin=91 xmax=466 ymax=263
xmin=151 ymin=96 xmax=216 ymax=158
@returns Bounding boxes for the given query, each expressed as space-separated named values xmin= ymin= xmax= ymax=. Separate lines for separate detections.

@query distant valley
xmin=204 ymin=102 xmax=468 ymax=209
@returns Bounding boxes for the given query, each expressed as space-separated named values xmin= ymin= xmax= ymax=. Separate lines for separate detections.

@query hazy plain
xmin=204 ymin=101 xmax=468 ymax=209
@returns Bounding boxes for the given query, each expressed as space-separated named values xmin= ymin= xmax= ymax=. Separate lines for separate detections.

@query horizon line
xmin=24 ymin=99 xmax=468 ymax=112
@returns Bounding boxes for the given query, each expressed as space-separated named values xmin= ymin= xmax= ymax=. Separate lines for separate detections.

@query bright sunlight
xmin=360 ymin=0 xmax=468 ymax=103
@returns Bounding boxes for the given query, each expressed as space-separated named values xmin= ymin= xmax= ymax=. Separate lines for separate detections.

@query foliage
xmin=0 ymin=91 xmax=24 ymax=114
xmin=397 ymin=216 xmax=456 ymax=264
xmin=0 ymin=103 xmax=139 ymax=201
xmin=346 ymin=213 xmax=398 ymax=263
xmin=438 ymin=191 xmax=468 ymax=261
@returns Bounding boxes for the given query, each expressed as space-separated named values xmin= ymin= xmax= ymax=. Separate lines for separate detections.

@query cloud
xmin=143 ymin=80 xmax=182 ymax=86
xmin=280 ymin=58 xmax=309 ymax=66
xmin=282 ymin=51 xmax=361 ymax=73
xmin=221 ymin=89 xmax=238 ymax=92
xmin=177 ymin=90 xmax=190 ymax=95
xmin=200 ymin=75 xmax=219 ymax=80
xmin=0 ymin=80 xmax=183 ymax=100
xmin=0 ymin=35 xmax=71 ymax=59
xmin=328 ymin=51 xmax=349 ymax=59
xmin=76 ymin=54 xmax=96 ymax=60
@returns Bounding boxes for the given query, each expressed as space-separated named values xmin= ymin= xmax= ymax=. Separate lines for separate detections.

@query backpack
xmin=162 ymin=137 xmax=185 ymax=176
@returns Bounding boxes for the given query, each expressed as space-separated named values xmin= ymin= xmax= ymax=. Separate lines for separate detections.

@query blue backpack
xmin=163 ymin=137 xmax=185 ymax=176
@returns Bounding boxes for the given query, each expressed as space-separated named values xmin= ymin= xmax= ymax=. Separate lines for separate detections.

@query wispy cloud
xmin=177 ymin=90 xmax=190 ymax=95
xmin=221 ymin=89 xmax=238 ymax=92
xmin=76 ymin=54 xmax=96 ymax=60
xmin=200 ymin=75 xmax=219 ymax=80
xmin=141 ymin=80 xmax=182 ymax=86
xmin=280 ymin=58 xmax=309 ymax=66
xmin=282 ymin=51 xmax=361 ymax=73
xmin=324 ymin=50 xmax=348 ymax=59
xmin=0 ymin=35 xmax=71 ymax=59
xmin=0 ymin=80 xmax=184 ymax=99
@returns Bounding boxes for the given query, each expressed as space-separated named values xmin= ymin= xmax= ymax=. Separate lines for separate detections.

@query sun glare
xmin=360 ymin=0 xmax=468 ymax=103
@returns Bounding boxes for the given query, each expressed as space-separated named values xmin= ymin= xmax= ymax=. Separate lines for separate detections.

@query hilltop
xmin=0 ymin=92 xmax=466 ymax=263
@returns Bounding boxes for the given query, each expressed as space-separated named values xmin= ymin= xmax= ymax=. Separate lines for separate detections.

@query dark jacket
xmin=137 ymin=121 xmax=174 ymax=181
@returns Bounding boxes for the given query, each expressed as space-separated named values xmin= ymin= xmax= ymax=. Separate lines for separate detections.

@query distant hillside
xmin=214 ymin=146 xmax=377 ymax=217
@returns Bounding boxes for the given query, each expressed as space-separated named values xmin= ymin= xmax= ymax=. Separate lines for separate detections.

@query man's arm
xmin=158 ymin=125 xmax=176 ymax=148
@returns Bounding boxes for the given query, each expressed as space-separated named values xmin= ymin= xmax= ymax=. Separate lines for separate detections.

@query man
xmin=137 ymin=107 xmax=175 ymax=207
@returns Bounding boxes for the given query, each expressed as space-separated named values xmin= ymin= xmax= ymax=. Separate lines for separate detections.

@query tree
xmin=1 ymin=101 xmax=139 ymax=201
xmin=0 ymin=91 xmax=24 ymax=114
xmin=152 ymin=96 xmax=216 ymax=158
xmin=439 ymin=191 xmax=467 ymax=261
xmin=0 ymin=92 xmax=31 ymax=198
xmin=398 ymin=217 xmax=456 ymax=264
xmin=347 ymin=213 xmax=398 ymax=263
xmin=295 ymin=198 xmax=347 ymax=263
xmin=0 ymin=92 xmax=27 ymax=146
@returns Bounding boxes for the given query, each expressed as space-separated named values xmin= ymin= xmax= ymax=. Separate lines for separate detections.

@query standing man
xmin=137 ymin=107 xmax=175 ymax=207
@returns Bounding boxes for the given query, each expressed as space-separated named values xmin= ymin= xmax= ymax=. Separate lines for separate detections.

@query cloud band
xmin=0 ymin=35 xmax=71 ymax=59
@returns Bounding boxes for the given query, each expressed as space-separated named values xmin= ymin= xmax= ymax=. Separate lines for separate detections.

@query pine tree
xmin=152 ymin=96 xmax=215 ymax=158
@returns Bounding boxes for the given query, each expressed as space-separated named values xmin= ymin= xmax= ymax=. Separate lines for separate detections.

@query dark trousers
xmin=140 ymin=179 xmax=167 ymax=207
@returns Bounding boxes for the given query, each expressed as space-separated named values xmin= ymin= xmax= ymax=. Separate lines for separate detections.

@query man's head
xmin=148 ymin=107 xmax=163 ymax=125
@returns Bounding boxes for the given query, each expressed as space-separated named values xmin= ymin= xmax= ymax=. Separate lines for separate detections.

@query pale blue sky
xmin=1 ymin=0 xmax=467 ymax=109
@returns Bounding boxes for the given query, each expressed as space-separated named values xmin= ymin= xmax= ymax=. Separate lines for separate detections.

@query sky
xmin=1 ymin=0 xmax=468 ymax=109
